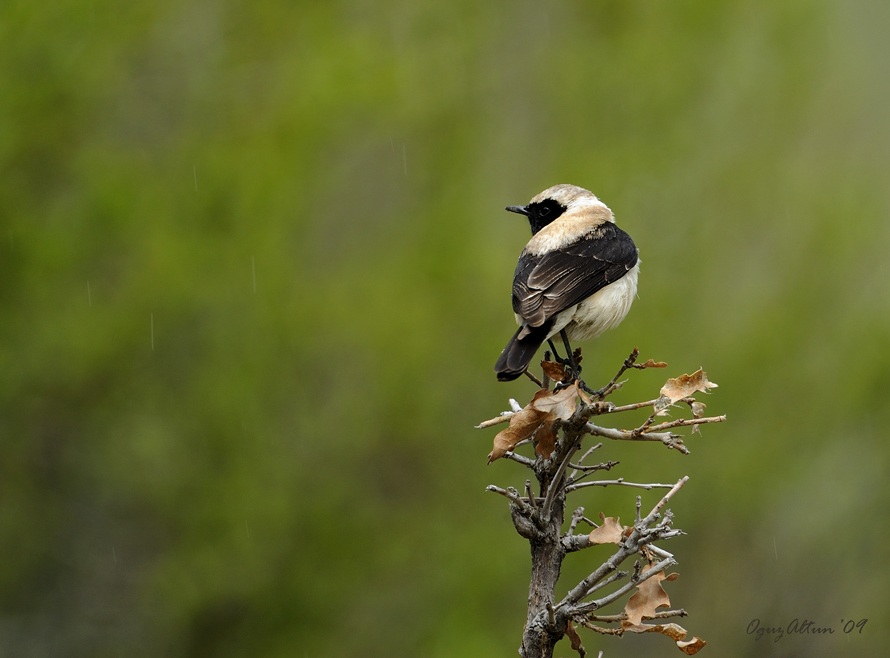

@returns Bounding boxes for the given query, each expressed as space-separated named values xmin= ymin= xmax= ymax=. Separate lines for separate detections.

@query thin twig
xmin=524 ymin=369 xmax=545 ymax=388
xmin=567 ymin=460 xmax=620 ymax=487
xmin=567 ymin=506 xmax=585 ymax=535
xmin=641 ymin=476 xmax=689 ymax=525
xmin=579 ymin=568 xmax=628 ymax=600
xmin=573 ymin=617 xmax=624 ymax=635
xmin=525 ymin=480 xmax=538 ymax=510
xmin=601 ymin=399 xmax=660 ymax=414
xmin=574 ymin=556 xmax=675 ymax=614
xmin=485 ymin=484 xmax=530 ymax=512
xmin=580 ymin=514 xmax=599 ymax=527
xmin=579 ymin=608 xmax=688 ymax=624
xmin=542 ymin=350 xmax=552 ymax=390
xmin=584 ymin=422 xmax=691 ymax=454
xmin=566 ymin=479 xmax=675 ymax=493
xmin=569 ymin=442 xmax=603 ymax=479
xmin=503 ymin=451 xmax=536 ymax=468
xmin=568 ymin=460 xmax=618 ymax=473
xmin=541 ymin=429 xmax=581 ymax=521
xmin=475 ymin=413 xmax=513 ymax=429
xmin=558 ymin=548 xmax=634 ymax=610
xmin=646 ymin=543 xmax=674 ymax=560
xmin=642 ymin=414 xmax=728 ymax=434
xmin=594 ymin=348 xmax=640 ymax=399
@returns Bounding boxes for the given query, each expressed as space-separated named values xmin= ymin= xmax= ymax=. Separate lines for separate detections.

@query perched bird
xmin=494 ymin=184 xmax=639 ymax=382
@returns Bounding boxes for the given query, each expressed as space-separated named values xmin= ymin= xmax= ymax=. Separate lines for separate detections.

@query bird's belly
xmin=558 ymin=262 xmax=639 ymax=342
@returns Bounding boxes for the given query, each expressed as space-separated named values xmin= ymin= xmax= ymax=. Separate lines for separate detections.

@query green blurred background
xmin=2 ymin=1 xmax=889 ymax=656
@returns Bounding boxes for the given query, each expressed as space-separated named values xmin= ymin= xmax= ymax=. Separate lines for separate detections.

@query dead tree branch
xmin=481 ymin=349 xmax=723 ymax=657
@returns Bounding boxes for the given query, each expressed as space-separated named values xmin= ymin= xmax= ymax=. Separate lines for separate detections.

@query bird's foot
xmin=577 ymin=379 xmax=604 ymax=398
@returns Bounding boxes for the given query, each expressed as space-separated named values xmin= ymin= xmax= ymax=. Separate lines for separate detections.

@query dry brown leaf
xmin=623 ymin=567 xmax=678 ymax=625
xmin=678 ymin=636 xmax=707 ymax=654
xmin=622 ymin=622 xmax=706 ymax=654
xmin=588 ymin=513 xmax=626 ymax=545
xmin=623 ymin=621 xmax=682 ymax=638
xmin=534 ymin=422 xmax=558 ymax=460
xmin=487 ymin=386 xmax=580 ymax=463
xmin=564 ymin=621 xmax=583 ymax=653
xmin=659 ymin=369 xmax=718 ymax=405
xmin=487 ymin=389 xmax=551 ymax=463
xmin=541 ymin=360 xmax=567 ymax=382
xmin=531 ymin=383 xmax=579 ymax=419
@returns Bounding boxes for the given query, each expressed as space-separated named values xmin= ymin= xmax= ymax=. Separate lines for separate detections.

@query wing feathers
xmin=512 ymin=223 xmax=637 ymax=328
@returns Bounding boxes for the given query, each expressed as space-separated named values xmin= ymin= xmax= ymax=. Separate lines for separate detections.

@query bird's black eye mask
xmin=523 ymin=198 xmax=567 ymax=235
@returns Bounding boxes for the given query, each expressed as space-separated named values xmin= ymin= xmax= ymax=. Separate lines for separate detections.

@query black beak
xmin=505 ymin=205 xmax=529 ymax=216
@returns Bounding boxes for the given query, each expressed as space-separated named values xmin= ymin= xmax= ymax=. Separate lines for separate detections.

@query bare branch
xmin=643 ymin=414 xmax=728 ymax=433
xmin=557 ymin=546 xmax=635 ymax=610
xmin=600 ymin=399 xmax=660 ymax=414
xmin=475 ymin=413 xmax=513 ymax=429
xmin=575 ymin=568 xmax=629 ymax=601
xmin=525 ymin=480 xmax=538 ymax=510
xmin=573 ymin=617 xmax=624 ymax=635
xmin=584 ymin=422 xmax=691 ymax=454
xmin=524 ymin=369 xmax=545 ymax=388
xmin=595 ymin=347 xmax=641 ymax=400
xmin=503 ymin=451 xmax=535 ymax=468
xmin=566 ymin=479 xmax=676 ymax=494
xmin=480 ymin=348 xmax=720 ymax=656
xmin=641 ymin=476 xmax=689 ymax=526
xmin=540 ymin=423 xmax=585 ymax=521
xmin=567 ymin=506 xmax=585 ymax=535
xmin=563 ymin=533 xmax=592 ymax=552
xmin=573 ymin=555 xmax=675 ymax=615
xmin=579 ymin=608 xmax=688 ymax=624
xmin=646 ymin=543 xmax=675 ymax=560
xmin=485 ymin=484 xmax=531 ymax=513
xmin=568 ymin=461 xmax=613 ymax=473
xmin=569 ymin=442 xmax=603 ymax=468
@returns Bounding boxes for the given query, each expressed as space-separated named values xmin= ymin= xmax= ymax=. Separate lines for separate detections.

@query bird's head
xmin=506 ymin=184 xmax=609 ymax=235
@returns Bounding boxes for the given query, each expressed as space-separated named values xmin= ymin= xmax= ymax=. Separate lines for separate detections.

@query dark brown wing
xmin=512 ymin=223 xmax=638 ymax=328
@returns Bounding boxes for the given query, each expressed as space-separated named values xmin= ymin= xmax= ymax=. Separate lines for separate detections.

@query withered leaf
xmin=541 ymin=360 xmax=567 ymax=382
xmin=623 ymin=566 xmax=678 ymax=626
xmin=588 ymin=513 xmax=626 ymax=545
xmin=487 ymin=389 xmax=550 ymax=463
xmin=534 ymin=384 xmax=580 ymax=458
xmin=622 ymin=622 xmax=706 ymax=655
xmin=678 ymin=636 xmax=707 ymax=655
xmin=565 ymin=621 xmax=583 ymax=653
xmin=534 ymin=422 xmax=558 ymax=460
xmin=659 ymin=369 xmax=718 ymax=405
xmin=532 ymin=383 xmax=579 ymax=418
xmin=487 ymin=386 xmax=579 ymax=463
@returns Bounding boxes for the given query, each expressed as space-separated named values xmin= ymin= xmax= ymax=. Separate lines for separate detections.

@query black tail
xmin=494 ymin=323 xmax=552 ymax=381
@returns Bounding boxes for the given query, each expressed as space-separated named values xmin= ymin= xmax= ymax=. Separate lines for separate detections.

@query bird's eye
xmin=538 ymin=206 xmax=550 ymax=217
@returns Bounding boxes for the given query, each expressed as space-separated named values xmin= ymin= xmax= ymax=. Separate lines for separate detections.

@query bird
xmin=494 ymin=184 xmax=639 ymax=382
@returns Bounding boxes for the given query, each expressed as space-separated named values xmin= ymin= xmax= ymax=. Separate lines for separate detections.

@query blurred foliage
xmin=2 ymin=0 xmax=889 ymax=656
